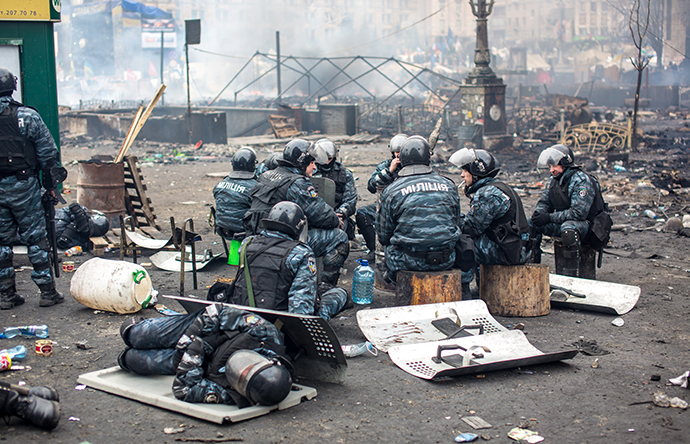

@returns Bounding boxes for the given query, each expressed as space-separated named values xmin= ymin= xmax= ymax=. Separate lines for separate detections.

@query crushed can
xmin=63 ymin=261 xmax=75 ymax=273
xmin=35 ymin=340 xmax=53 ymax=357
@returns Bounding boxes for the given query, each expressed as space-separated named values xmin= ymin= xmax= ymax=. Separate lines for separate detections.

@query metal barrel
xmin=76 ymin=161 xmax=125 ymax=227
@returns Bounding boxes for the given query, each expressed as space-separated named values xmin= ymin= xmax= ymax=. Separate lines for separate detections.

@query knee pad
xmin=57 ymin=223 xmax=78 ymax=249
xmin=36 ymin=237 xmax=51 ymax=253
xmin=561 ymin=229 xmax=580 ymax=259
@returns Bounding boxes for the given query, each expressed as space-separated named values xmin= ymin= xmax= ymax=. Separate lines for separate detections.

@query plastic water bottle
xmin=65 ymin=246 xmax=83 ymax=256
xmin=0 ymin=345 xmax=28 ymax=371
xmin=341 ymin=341 xmax=378 ymax=358
xmin=0 ymin=325 xmax=49 ymax=339
xmin=352 ymin=259 xmax=375 ymax=304
xmin=644 ymin=209 xmax=658 ymax=219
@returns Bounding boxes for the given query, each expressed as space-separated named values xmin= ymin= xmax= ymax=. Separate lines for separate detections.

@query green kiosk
xmin=0 ymin=0 xmax=61 ymax=155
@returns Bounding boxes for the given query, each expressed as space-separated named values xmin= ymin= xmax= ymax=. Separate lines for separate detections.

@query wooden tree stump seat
xmin=395 ymin=269 xmax=464 ymax=305
xmin=479 ymin=264 xmax=550 ymax=317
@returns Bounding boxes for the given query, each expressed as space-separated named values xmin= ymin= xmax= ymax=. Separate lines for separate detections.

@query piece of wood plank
xmin=115 ymin=106 xmax=144 ymax=163
xmin=396 ymin=269 xmax=465 ymax=305
xmin=115 ymin=85 xmax=166 ymax=163
xmin=479 ymin=264 xmax=550 ymax=317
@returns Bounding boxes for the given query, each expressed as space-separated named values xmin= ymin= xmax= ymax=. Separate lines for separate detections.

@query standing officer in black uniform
xmin=0 ymin=67 xmax=66 ymax=309
xmin=243 ymin=139 xmax=349 ymax=289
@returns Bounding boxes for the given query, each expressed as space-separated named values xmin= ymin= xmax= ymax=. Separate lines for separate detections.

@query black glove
xmin=531 ymin=212 xmax=551 ymax=227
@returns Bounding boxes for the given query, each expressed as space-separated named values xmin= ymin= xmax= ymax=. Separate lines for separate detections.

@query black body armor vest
xmin=0 ymin=101 xmax=37 ymax=176
xmin=243 ymin=166 xmax=302 ymax=234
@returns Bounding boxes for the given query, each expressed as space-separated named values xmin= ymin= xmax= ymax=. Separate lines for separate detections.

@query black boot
xmin=0 ymin=382 xmax=60 ymax=430
xmin=27 ymin=386 xmax=59 ymax=402
xmin=38 ymin=282 xmax=64 ymax=308
xmin=0 ymin=278 xmax=24 ymax=310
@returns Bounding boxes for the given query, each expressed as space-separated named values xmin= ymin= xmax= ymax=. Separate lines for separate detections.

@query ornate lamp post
xmin=459 ymin=0 xmax=512 ymax=148
xmin=468 ymin=0 xmax=497 ymax=81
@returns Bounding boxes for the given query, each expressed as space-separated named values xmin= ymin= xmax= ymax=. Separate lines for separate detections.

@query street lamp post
xmin=468 ymin=0 xmax=497 ymax=81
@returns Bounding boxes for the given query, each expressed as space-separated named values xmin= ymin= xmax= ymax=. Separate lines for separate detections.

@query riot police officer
xmin=55 ymin=203 xmax=110 ymax=250
xmin=449 ymin=148 xmax=531 ymax=298
xmin=531 ymin=144 xmax=609 ymax=277
xmin=243 ymin=139 xmax=349 ymax=289
xmin=118 ymin=303 xmax=293 ymax=407
xmin=355 ymin=133 xmax=408 ymax=262
xmin=0 ymin=67 xmax=66 ymax=309
xmin=313 ymin=138 xmax=358 ymax=240
xmin=213 ymin=147 xmax=257 ymax=240
xmin=223 ymin=201 xmax=348 ymax=320
xmin=377 ymin=136 xmax=462 ymax=283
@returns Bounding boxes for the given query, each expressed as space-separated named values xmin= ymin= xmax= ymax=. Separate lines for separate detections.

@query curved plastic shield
xmin=449 ymin=148 xmax=476 ymax=168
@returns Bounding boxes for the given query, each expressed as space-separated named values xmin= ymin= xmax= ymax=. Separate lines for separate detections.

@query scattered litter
xmin=341 ymin=341 xmax=378 ymax=358
xmin=454 ymin=433 xmax=479 ymax=442
xmin=611 ymin=318 xmax=625 ymax=327
xmin=69 ymin=416 xmax=80 ymax=421
xmin=653 ymin=392 xmax=689 ymax=409
xmin=180 ymin=201 xmax=198 ymax=205
xmin=591 ymin=358 xmax=599 ymax=368
xmin=155 ymin=305 xmax=181 ymax=316
xmin=164 ymin=427 xmax=186 ymax=434
xmin=461 ymin=416 xmax=492 ymax=430
xmin=650 ymin=374 xmax=661 ymax=381
xmin=669 ymin=371 xmax=689 ymax=388
xmin=572 ymin=338 xmax=610 ymax=356
xmin=75 ymin=384 xmax=86 ymax=390
xmin=507 ymin=323 xmax=525 ymax=330
xmin=507 ymin=427 xmax=542 ymax=442
xmin=75 ymin=342 xmax=91 ymax=350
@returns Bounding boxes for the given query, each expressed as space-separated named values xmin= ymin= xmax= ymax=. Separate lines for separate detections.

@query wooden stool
xmin=479 ymin=264 xmax=550 ymax=317
xmin=396 ymin=269 xmax=464 ymax=305
xmin=553 ymin=241 xmax=596 ymax=279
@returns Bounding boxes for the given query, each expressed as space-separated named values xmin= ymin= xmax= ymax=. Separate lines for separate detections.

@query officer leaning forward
xmin=213 ymin=147 xmax=258 ymax=241
xmin=449 ymin=148 xmax=532 ymax=299
xmin=243 ymin=139 xmax=349 ymax=290
xmin=312 ymin=138 xmax=358 ymax=241
xmin=355 ymin=133 xmax=407 ymax=262
xmin=530 ymin=144 xmax=609 ymax=277
xmin=377 ymin=136 xmax=462 ymax=283
xmin=0 ymin=67 xmax=66 ymax=309
xmin=219 ymin=201 xmax=348 ymax=320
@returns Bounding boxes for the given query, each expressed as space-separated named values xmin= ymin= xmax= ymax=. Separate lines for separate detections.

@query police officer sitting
xmin=355 ymin=133 xmax=408 ymax=263
xmin=312 ymin=138 xmax=358 ymax=241
xmin=531 ymin=144 xmax=610 ymax=277
xmin=449 ymin=148 xmax=531 ymax=298
xmin=377 ymin=136 xmax=462 ymax=283
xmin=0 ymin=67 xmax=66 ymax=309
xmin=213 ymin=147 xmax=257 ymax=241
xmin=118 ymin=304 xmax=293 ymax=408
xmin=243 ymin=139 xmax=349 ymax=290
xmin=221 ymin=201 xmax=348 ymax=320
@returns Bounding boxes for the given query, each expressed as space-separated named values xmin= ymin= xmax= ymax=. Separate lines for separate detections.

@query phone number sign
xmin=0 ymin=0 xmax=61 ymax=22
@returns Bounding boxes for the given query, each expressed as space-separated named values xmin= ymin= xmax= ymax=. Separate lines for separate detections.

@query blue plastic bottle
xmin=352 ymin=259 xmax=375 ymax=304
xmin=0 ymin=345 xmax=28 ymax=360
xmin=0 ymin=325 xmax=49 ymax=339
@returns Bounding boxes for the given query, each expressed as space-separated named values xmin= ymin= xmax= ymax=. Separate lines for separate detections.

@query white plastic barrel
xmin=70 ymin=258 xmax=154 ymax=314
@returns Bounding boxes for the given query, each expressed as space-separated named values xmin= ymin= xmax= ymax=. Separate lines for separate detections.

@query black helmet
xmin=89 ymin=210 xmax=110 ymax=237
xmin=399 ymin=135 xmax=431 ymax=167
xmin=0 ymin=67 xmax=17 ymax=97
xmin=389 ymin=134 xmax=408 ymax=155
xmin=232 ymin=147 xmax=257 ymax=173
xmin=449 ymin=148 xmax=499 ymax=178
xmin=263 ymin=152 xmax=283 ymax=171
xmin=537 ymin=144 xmax=575 ymax=169
xmin=280 ymin=139 xmax=328 ymax=171
xmin=260 ymin=201 xmax=307 ymax=240
xmin=225 ymin=350 xmax=293 ymax=406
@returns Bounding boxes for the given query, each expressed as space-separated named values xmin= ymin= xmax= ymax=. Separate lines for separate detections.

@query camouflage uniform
xmin=119 ymin=304 xmax=284 ymax=406
xmin=377 ymin=166 xmax=461 ymax=277
xmin=532 ymin=168 xmax=595 ymax=239
xmin=356 ymin=158 xmax=401 ymax=253
xmin=245 ymin=165 xmax=349 ymax=284
xmin=232 ymin=230 xmax=347 ymax=321
xmin=461 ymin=177 xmax=531 ymax=283
xmin=0 ymin=96 xmax=60 ymax=291
xmin=212 ymin=174 xmax=257 ymax=237
xmin=314 ymin=161 xmax=357 ymax=239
